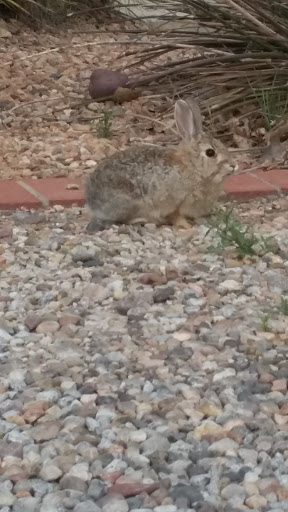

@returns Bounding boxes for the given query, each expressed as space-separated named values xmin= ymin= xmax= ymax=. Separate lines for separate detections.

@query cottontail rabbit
xmin=85 ymin=98 xmax=236 ymax=232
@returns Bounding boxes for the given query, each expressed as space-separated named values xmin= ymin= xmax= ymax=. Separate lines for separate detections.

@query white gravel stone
xmin=129 ymin=430 xmax=148 ymax=442
xmin=154 ymin=506 xmax=177 ymax=512
xmin=208 ymin=438 xmax=239 ymax=456
xmin=0 ymin=490 xmax=16 ymax=507
xmin=220 ymin=279 xmax=242 ymax=291
xmin=0 ymin=198 xmax=287 ymax=511
xmin=102 ymin=498 xmax=129 ymax=512
xmin=39 ymin=464 xmax=63 ymax=482
xmin=212 ymin=368 xmax=237 ymax=382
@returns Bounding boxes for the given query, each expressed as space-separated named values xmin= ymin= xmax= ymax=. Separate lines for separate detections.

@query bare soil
xmin=0 ymin=18 xmax=179 ymax=182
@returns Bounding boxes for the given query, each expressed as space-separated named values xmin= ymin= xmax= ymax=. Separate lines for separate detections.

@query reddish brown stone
xmin=138 ymin=272 xmax=167 ymax=286
xmin=259 ymin=373 xmax=274 ymax=383
xmin=0 ymin=227 xmax=12 ymax=238
xmin=279 ymin=403 xmax=288 ymax=415
xmin=23 ymin=400 xmax=48 ymax=412
xmin=272 ymin=378 xmax=287 ymax=393
xmin=15 ymin=491 xmax=31 ymax=498
xmin=10 ymin=473 xmax=29 ymax=483
xmin=0 ymin=296 xmax=11 ymax=302
xmin=23 ymin=409 xmax=44 ymax=424
xmin=24 ymin=313 xmax=42 ymax=331
xmin=23 ymin=401 xmax=49 ymax=423
xmin=108 ymin=482 xmax=160 ymax=498
xmin=100 ymin=470 xmax=124 ymax=483
xmin=257 ymin=479 xmax=279 ymax=496
xmin=89 ymin=68 xmax=129 ymax=100
xmin=277 ymin=486 xmax=288 ymax=500
xmin=58 ymin=314 xmax=81 ymax=327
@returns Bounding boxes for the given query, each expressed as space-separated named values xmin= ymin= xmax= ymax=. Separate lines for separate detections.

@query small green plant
xmin=95 ymin=110 xmax=114 ymax=138
xmin=279 ymin=296 xmax=288 ymax=316
xmin=250 ymin=75 xmax=288 ymax=132
xmin=206 ymin=207 xmax=277 ymax=258
xmin=261 ymin=314 xmax=271 ymax=332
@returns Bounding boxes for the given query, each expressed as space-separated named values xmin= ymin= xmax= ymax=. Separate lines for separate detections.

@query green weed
xmin=206 ymin=207 xmax=277 ymax=258
xmin=279 ymin=296 xmax=288 ymax=316
xmin=250 ymin=75 xmax=288 ymax=131
xmin=95 ymin=110 xmax=114 ymax=138
xmin=261 ymin=314 xmax=271 ymax=332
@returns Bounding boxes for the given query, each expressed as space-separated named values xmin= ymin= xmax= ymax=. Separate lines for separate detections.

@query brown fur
xmin=85 ymin=99 xmax=236 ymax=231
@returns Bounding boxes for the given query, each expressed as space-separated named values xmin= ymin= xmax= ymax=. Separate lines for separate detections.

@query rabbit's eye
xmin=206 ymin=148 xmax=216 ymax=157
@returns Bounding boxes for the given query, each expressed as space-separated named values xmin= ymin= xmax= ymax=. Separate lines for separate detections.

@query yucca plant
xmin=0 ymin=0 xmax=111 ymax=25
xmin=121 ymin=1 xmax=288 ymax=144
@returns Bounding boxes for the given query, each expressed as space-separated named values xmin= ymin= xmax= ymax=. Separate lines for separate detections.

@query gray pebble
xmin=221 ymin=483 xmax=247 ymax=505
xmin=153 ymin=286 xmax=175 ymax=303
xmin=141 ymin=435 xmax=170 ymax=454
xmin=154 ymin=507 xmax=177 ymax=512
xmin=0 ymin=328 xmax=12 ymax=343
xmin=12 ymin=497 xmax=41 ymax=512
xmin=87 ymin=479 xmax=106 ymax=500
xmin=0 ymin=491 xmax=15 ymax=507
xmin=102 ymin=496 xmax=129 ymax=512
xmin=1 ymin=204 xmax=288 ymax=512
xmin=40 ymin=491 xmax=68 ymax=512
xmin=39 ymin=464 xmax=63 ymax=482
xmin=60 ymin=475 xmax=88 ymax=492
xmin=170 ymin=484 xmax=203 ymax=506
xmin=73 ymin=502 xmax=102 ymax=512
xmin=208 ymin=438 xmax=239 ymax=455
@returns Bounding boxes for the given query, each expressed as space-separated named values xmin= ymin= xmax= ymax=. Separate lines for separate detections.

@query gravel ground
xmin=1 ymin=198 xmax=288 ymax=512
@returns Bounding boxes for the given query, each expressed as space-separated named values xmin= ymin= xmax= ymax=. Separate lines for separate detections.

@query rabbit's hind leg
xmin=167 ymin=210 xmax=194 ymax=230
xmin=86 ymin=195 xmax=140 ymax=233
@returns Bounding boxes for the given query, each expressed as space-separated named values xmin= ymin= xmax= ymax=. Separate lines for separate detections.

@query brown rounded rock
xmin=245 ymin=495 xmax=267 ymax=508
xmin=88 ymin=68 xmax=129 ymax=100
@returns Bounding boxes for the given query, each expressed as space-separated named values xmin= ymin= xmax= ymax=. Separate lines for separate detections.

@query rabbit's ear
xmin=174 ymin=99 xmax=203 ymax=141
xmin=185 ymin=97 xmax=203 ymax=134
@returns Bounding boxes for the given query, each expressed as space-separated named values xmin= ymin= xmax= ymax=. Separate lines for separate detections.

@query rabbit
xmin=85 ymin=98 xmax=236 ymax=232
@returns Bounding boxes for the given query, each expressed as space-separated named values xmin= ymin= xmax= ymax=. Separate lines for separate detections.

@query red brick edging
xmin=0 ymin=170 xmax=288 ymax=210
xmin=0 ymin=178 xmax=84 ymax=210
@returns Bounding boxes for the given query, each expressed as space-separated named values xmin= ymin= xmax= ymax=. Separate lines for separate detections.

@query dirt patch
xmin=0 ymin=19 xmax=180 ymax=181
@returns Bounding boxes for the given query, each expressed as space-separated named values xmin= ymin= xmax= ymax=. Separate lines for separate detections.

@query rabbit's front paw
xmin=170 ymin=213 xmax=194 ymax=230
